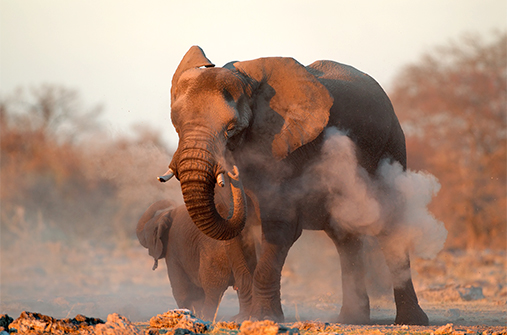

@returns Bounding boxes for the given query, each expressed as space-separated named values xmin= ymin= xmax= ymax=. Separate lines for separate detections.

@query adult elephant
xmin=159 ymin=46 xmax=428 ymax=325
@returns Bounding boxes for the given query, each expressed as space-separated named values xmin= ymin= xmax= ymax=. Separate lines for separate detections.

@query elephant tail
xmin=137 ymin=200 xmax=175 ymax=270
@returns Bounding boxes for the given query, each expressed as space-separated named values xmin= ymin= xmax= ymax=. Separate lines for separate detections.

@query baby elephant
xmin=137 ymin=192 xmax=260 ymax=321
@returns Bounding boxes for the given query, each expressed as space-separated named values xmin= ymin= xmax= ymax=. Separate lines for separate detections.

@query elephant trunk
xmin=177 ymin=144 xmax=247 ymax=240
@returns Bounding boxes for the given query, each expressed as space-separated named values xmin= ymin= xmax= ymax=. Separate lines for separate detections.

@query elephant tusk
xmin=217 ymin=173 xmax=225 ymax=187
xmin=157 ymin=168 xmax=174 ymax=183
xmin=227 ymin=165 xmax=240 ymax=180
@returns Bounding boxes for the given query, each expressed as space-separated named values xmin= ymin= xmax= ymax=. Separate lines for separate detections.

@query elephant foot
xmin=393 ymin=280 xmax=429 ymax=325
xmin=253 ymin=311 xmax=284 ymax=323
xmin=337 ymin=304 xmax=370 ymax=325
xmin=395 ymin=304 xmax=429 ymax=326
xmin=250 ymin=304 xmax=284 ymax=323
xmin=230 ymin=312 xmax=251 ymax=323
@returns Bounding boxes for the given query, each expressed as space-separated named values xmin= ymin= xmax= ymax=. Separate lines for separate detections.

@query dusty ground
xmin=3 ymin=306 xmax=506 ymax=334
xmin=1 ymin=230 xmax=506 ymax=332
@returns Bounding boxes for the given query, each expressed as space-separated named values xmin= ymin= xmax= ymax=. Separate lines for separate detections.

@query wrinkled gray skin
xmin=136 ymin=186 xmax=260 ymax=321
xmin=164 ymin=46 xmax=429 ymax=325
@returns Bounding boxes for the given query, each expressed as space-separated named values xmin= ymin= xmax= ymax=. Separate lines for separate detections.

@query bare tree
xmin=2 ymin=84 xmax=103 ymax=144
xmin=1 ymin=85 xmax=104 ymax=239
xmin=390 ymin=31 xmax=506 ymax=249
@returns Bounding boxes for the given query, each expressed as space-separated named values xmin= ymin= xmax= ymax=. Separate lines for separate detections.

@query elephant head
xmin=165 ymin=46 xmax=333 ymax=241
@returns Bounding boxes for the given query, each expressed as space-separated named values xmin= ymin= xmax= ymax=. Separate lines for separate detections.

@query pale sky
xmin=1 ymin=0 xmax=506 ymax=149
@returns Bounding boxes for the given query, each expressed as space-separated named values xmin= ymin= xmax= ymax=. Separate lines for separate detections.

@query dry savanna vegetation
xmin=1 ymin=31 xmax=505 ymax=333
xmin=391 ymin=31 xmax=506 ymax=250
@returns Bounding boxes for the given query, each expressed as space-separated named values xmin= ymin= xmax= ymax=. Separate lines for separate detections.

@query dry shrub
xmin=292 ymin=321 xmax=328 ymax=332
xmin=292 ymin=321 xmax=342 ymax=334
xmin=91 ymin=313 xmax=143 ymax=335
xmin=9 ymin=311 xmax=104 ymax=334
xmin=391 ymin=31 xmax=507 ymax=250
xmin=211 ymin=321 xmax=240 ymax=331
xmin=8 ymin=311 xmax=142 ymax=335
xmin=239 ymin=320 xmax=279 ymax=335
xmin=1 ymin=85 xmax=181 ymax=250
xmin=149 ymin=309 xmax=209 ymax=333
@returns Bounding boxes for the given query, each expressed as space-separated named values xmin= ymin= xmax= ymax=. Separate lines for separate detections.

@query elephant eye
xmin=222 ymin=88 xmax=234 ymax=102
xmin=225 ymin=122 xmax=236 ymax=138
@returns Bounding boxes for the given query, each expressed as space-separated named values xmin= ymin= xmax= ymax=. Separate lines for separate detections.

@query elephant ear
xmin=171 ymin=46 xmax=215 ymax=100
xmin=233 ymin=57 xmax=333 ymax=160
xmin=145 ymin=211 xmax=172 ymax=270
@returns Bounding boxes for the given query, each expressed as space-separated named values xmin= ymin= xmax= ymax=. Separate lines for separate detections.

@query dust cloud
xmin=308 ymin=127 xmax=447 ymax=260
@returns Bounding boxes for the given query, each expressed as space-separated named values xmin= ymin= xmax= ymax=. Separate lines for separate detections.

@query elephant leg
xmin=225 ymin=237 xmax=254 ymax=321
xmin=167 ymin=261 xmax=205 ymax=314
xmin=251 ymin=221 xmax=300 ymax=323
xmin=198 ymin=255 xmax=231 ymax=321
xmin=326 ymin=227 xmax=370 ymax=324
xmin=200 ymin=289 xmax=224 ymax=321
xmin=377 ymin=235 xmax=429 ymax=325
xmin=251 ymin=241 xmax=288 ymax=322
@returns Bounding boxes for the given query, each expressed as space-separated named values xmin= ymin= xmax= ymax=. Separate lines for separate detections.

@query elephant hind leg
xmin=326 ymin=227 xmax=370 ymax=325
xmin=393 ymin=275 xmax=429 ymax=325
xmin=378 ymin=236 xmax=428 ymax=325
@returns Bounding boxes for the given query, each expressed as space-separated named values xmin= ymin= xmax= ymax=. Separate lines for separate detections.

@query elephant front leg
xmin=327 ymin=230 xmax=370 ymax=324
xmin=167 ymin=264 xmax=206 ymax=316
xmin=200 ymin=290 xmax=224 ymax=321
xmin=225 ymin=237 xmax=254 ymax=321
xmin=251 ymin=233 xmax=294 ymax=322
